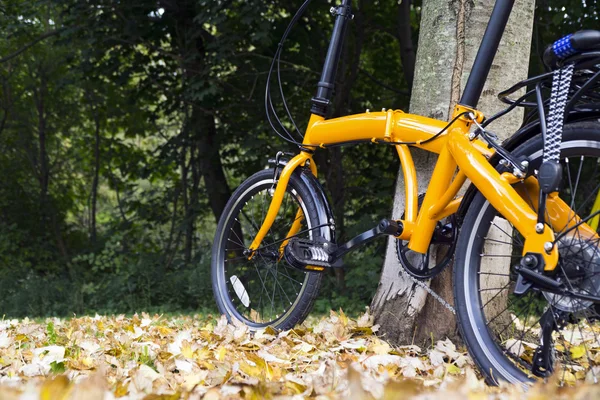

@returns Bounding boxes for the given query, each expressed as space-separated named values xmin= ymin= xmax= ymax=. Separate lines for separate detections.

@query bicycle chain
xmin=396 ymin=253 xmax=456 ymax=315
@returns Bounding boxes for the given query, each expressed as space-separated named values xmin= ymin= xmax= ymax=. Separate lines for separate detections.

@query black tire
xmin=455 ymin=121 xmax=600 ymax=385
xmin=212 ymin=168 xmax=323 ymax=330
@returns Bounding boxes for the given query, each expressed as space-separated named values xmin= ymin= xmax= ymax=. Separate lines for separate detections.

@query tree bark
xmin=371 ymin=0 xmax=535 ymax=347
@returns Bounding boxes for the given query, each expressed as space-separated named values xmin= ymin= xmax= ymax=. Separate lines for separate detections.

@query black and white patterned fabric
xmin=544 ymin=63 xmax=575 ymax=163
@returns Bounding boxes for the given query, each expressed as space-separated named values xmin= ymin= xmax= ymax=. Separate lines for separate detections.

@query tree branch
xmin=359 ymin=68 xmax=409 ymax=95
xmin=0 ymin=28 xmax=68 ymax=64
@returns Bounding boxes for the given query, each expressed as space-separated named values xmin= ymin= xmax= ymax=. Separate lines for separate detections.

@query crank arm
xmin=331 ymin=219 xmax=403 ymax=260
xmin=284 ymin=219 xmax=403 ymax=270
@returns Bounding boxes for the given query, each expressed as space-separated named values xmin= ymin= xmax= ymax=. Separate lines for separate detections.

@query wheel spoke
xmin=480 ymin=280 xmax=512 ymax=310
xmin=490 ymin=219 xmax=522 ymax=246
xmin=571 ymin=156 xmax=584 ymax=211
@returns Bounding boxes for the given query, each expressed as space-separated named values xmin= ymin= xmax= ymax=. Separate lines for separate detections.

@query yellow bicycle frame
xmin=248 ymin=105 xmax=599 ymax=272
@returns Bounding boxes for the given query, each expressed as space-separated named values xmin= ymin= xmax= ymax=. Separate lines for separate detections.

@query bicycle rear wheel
xmin=455 ymin=121 xmax=600 ymax=385
xmin=211 ymin=168 xmax=323 ymax=330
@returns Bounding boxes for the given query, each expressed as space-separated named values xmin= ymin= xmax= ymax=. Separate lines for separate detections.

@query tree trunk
xmin=180 ymin=129 xmax=191 ymax=264
xmin=36 ymin=73 xmax=49 ymax=220
xmin=185 ymin=131 xmax=201 ymax=262
xmin=165 ymin=184 xmax=182 ymax=269
xmin=0 ymin=70 xmax=11 ymax=138
xmin=370 ymin=0 xmax=535 ymax=347
xmin=162 ymin=0 xmax=232 ymax=223
xmin=32 ymin=69 xmax=69 ymax=260
xmin=195 ymin=111 xmax=231 ymax=221
xmin=90 ymin=106 xmax=101 ymax=244
xmin=397 ymin=0 xmax=416 ymax=89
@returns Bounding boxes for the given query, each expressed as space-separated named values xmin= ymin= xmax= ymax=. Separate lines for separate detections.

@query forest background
xmin=0 ymin=0 xmax=596 ymax=318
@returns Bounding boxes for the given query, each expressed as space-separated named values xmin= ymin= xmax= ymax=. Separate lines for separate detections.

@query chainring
xmin=397 ymin=195 xmax=458 ymax=280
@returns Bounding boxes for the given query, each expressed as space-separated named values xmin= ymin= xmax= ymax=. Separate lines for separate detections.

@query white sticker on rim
xmin=230 ymin=275 xmax=250 ymax=307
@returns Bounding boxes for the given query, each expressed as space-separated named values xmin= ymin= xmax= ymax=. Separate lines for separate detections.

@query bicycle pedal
xmin=284 ymin=237 xmax=337 ymax=272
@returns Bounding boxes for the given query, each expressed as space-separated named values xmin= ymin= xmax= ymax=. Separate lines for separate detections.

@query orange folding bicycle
xmin=212 ymin=0 xmax=600 ymax=384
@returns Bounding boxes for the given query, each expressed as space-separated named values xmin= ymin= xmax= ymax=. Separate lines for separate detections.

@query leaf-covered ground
xmin=0 ymin=310 xmax=599 ymax=399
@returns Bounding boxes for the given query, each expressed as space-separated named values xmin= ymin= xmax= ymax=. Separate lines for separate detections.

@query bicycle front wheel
xmin=455 ymin=121 xmax=600 ymax=385
xmin=211 ymin=168 xmax=323 ymax=330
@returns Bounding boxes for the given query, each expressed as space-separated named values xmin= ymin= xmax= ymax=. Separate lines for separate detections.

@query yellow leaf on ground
xmin=157 ymin=326 xmax=173 ymax=336
xmin=576 ymin=369 xmax=587 ymax=380
xmin=571 ymin=345 xmax=587 ymax=360
xmin=445 ymin=363 xmax=461 ymax=375
xmin=113 ymin=381 xmax=128 ymax=397
xmin=180 ymin=340 xmax=193 ymax=359
xmin=285 ymin=380 xmax=306 ymax=395
xmin=339 ymin=309 xmax=349 ymax=326
xmin=40 ymin=375 xmax=71 ymax=400
xmin=563 ymin=370 xmax=577 ymax=385
xmin=370 ymin=339 xmax=391 ymax=355
xmin=239 ymin=360 xmax=262 ymax=379
xmin=215 ymin=346 xmax=226 ymax=361
xmin=69 ymin=356 xmax=95 ymax=370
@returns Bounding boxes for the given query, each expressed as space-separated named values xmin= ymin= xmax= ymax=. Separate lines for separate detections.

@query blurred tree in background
xmin=0 ymin=0 xmax=597 ymax=317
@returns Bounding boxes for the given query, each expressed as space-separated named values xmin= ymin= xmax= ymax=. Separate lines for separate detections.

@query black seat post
xmin=460 ymin=0 xmax=515 ymax=109
xmin=310 ymin=0 xmax=353 ymax=117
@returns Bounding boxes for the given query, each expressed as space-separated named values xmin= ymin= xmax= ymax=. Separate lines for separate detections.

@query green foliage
xmin=138 ymin=346 xmax=156 ymax=371
xmin=531 ymin=0 xmax=600 ymax=75
xmin=46 ymin=322 xmax=58 ymax=345
xmin=49 ymin=361 xmax=66 ymax=374
xmin=0 ymin=0 xmax=415 ymax=318
xmin=0 ymin=0 xmax=595 ymax=318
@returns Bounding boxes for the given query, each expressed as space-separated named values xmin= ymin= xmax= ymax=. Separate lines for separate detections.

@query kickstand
xmin=531 ymin=307 xmax=566 ymax=377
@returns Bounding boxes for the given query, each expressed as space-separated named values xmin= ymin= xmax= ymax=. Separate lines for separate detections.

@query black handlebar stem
xmin=310 ymin=0 xmax=353 ymax=117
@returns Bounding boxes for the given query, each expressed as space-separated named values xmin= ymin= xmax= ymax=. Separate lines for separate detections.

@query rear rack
xmin=484 ymin=52 xmax=600 ymax=129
